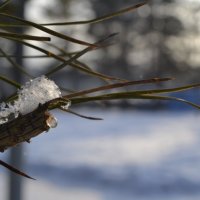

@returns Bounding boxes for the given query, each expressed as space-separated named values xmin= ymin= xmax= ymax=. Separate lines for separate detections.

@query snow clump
xmin=0 ymin=76 xmax=62 ymax=125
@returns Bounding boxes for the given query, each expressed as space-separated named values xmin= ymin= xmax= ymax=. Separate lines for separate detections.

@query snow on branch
xmin=0 ymin=76 xmax=70 ymax=152
xmin=0 ymin=76 xmax=64 ymax=125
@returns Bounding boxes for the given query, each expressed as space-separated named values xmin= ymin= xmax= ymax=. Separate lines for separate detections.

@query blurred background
xmin=1 ymin=0 xmax=200 ymax=200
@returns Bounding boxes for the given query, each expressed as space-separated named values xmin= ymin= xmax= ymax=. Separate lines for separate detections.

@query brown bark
xmin=0 ymin=105 xmax=53 ymax=152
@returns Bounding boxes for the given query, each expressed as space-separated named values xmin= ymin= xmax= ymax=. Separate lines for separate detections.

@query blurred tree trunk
xmin=8 ymin=1 xmax=26 ymax=200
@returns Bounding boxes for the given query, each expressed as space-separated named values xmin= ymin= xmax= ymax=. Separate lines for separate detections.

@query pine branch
xmin=0 ymin=104 xmax=51 ymax=152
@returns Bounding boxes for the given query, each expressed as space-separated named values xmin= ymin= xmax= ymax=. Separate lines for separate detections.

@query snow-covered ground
xmin=1 ymin=109 xmax=200 ymax=200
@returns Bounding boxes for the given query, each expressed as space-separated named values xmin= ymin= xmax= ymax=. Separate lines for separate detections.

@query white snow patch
xmin=0 ymin=76 xmax=62 ymax=125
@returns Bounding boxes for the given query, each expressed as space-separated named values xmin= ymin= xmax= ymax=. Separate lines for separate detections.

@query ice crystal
xmin=61 ymin=100 xmax=71 ymax=110
xmin=46 ymin=114 xmax=58 ymax=128
xmin=0 ymin=76 xmax=63 ymax=125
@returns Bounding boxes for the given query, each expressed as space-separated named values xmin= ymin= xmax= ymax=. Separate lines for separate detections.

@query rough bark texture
xmin=0 ymin=105 xmax=52 ymax=152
